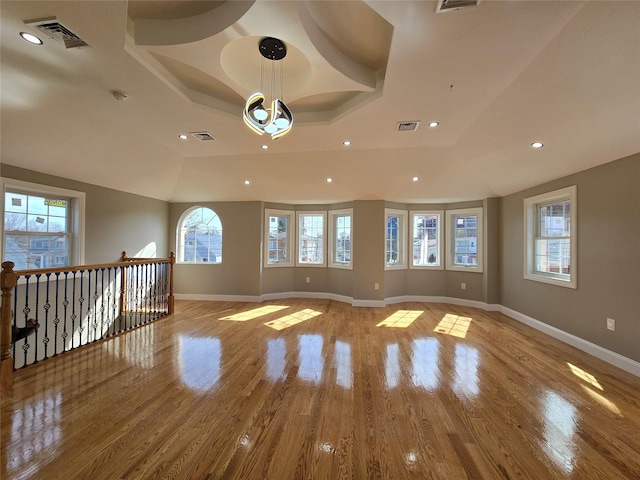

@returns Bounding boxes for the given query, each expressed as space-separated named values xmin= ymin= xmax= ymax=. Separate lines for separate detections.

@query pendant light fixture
xmin=243 ymin=37 xmax=293 ymax=140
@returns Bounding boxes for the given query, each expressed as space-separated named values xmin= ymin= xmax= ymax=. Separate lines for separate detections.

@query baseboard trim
xmin=500 ymin=306 xmax=640 ymax=378
xmin=174 ymin=291 xmax=638 ymax=377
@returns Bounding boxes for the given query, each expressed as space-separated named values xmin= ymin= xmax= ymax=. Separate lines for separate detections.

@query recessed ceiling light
xmin=20 ymin=32 xmax=43 ymax=45
xmin=261 ymin=145 xmax=269 ymax=150
xmin=531 ymin=141 xmax=544 ymax=149
xmin=178 ymin=134 xmax=188 ymax=140
xmin=343 ymin=140 xmax=351 ymax=146
xmin=326 ymin=178 xmax=333 ymax=183
xmin=244 ymin=180 xmax=251 ymax=185
xmin=428 ymin=121 xmax=439 ymax=128
xmin=412 ymin=176 xmax=419 ymax=182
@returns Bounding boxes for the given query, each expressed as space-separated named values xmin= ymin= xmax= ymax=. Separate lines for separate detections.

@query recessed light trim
xmin=178 ymin=134 xmax=188 ymax=140
xmin=244 ymin=180 xmax=251 ymax=185
xmin=531 ymin=141 xmax=544 ymax=149
xmin=428 ymin=121 xmax=439 ymax=128
xmin=326 ymin=178 xmax=333 ymax=183
xmin=412 ymin=176 xmax=419 ymax=182
xmin=20 ymin=32 xmax=43 ymax=45
xmin=261 ymin=145 xmax=269 ymax=150
xmin=343 ymin=140 xmax=351 ymax=146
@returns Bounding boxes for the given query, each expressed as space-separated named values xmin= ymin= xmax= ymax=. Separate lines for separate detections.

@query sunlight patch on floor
xmin=219 ymin=305 xmax=289 ymax=321
xmin=377 ymin=310 xmax=423 ymax=328
xmin=567 ymin=362 xmax=603 ymax=391
xmin=434 ymin=313 xmax=472 ymax=338
xmin=264 ymin=308 xmax=322 ymax=330
xmin=581 ymin=385 xmax=622 ymax=416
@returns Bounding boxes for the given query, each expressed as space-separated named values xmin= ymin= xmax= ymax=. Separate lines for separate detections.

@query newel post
xmin=168 ymin=252 xmax=175 ymax=314
xmin=1 ymin=261 xmax=18 ymax=395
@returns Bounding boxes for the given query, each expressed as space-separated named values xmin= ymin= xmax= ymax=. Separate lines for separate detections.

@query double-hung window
xmin=297 ymin=211 xmax=326 ymax=266
xmin=2 ymin=179 xmax=85 ymax=268
xmin=385 ymin=209 xmax=407 ymax=269
xmin=410 ymin=211 xmax=443 ymax=269
xmin=524 ymin=186 xmax=577 ymax=288
xmin=265 ymin=209 xmax=294 ymax=267
xmin=446 ymin=207 xmax=483 ymax=272
xmin=329 ymin=209 xmax=352 ymax=269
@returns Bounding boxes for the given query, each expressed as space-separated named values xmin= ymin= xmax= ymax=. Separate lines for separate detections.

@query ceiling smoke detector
xmin=396 ymin=121 xmax=420 ymax=132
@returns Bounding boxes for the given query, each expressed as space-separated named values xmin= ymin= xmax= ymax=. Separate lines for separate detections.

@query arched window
xmin=177 ymin=207 xmax=222 ymax=263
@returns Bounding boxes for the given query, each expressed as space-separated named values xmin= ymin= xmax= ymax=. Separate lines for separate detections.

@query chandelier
xmin=243 ymin=37 xmax=293 ymax=140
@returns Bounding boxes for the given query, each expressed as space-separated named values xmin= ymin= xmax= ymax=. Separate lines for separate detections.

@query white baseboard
xmin=174 ymin=291 xmax=638 ymax=377
xmin=500 ymin=306 xmax=640 ymax=378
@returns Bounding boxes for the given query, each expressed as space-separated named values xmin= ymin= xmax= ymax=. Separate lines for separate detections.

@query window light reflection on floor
xmin=567 ymin=362 xmax=603 ymax=390
xmin=434 ymin=313 xmax=472 ymax=338
xmin=581 ymin=385 xmax=622 ymax=416
xmin=377 ymin=310 xmax=423 ymax=328
xmin=219 ymin=305 xmax=289 ymax=321
xmin=264 ymin=308 xmax=322 ymax=330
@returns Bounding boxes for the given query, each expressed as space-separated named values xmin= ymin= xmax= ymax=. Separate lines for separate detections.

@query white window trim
xmin=409 ymin=210 xmax=443 ymax=270
xmin=264 ymin=208 xmax=295 ymax=268
xmin=445 ymin=207 xmax=483 ymax=273
xmin=296 ymin=211 xmax=327 ymax=267
xmin=328 ymin=208 xmax=353 ymax=270
xmin=176 ymin=206 xmax=223 ymax=265
xmin=1 ymin=178 xmax=85 ymax=266
xmin=524 ymin=186 xmax=577 ymax=289
xmin=385 ymin=208 xmax=408 ymax=270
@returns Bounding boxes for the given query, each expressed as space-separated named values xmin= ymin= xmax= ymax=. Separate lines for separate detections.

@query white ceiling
xmin=1 ymin=1 xmax=639 ymax=204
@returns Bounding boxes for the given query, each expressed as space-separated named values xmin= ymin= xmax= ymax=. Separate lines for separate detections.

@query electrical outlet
xmin=606 ymin=318 xmax=615 ymax=331
xmin=306 ymin=277 xmax=310 ymax=284
xmin=374 ymin=283 xmax=379 ymax=290
xmin=461 ymin=283 xmax=466 ymax=290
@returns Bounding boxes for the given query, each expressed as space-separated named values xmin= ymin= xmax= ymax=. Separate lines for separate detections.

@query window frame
xmin=296 ymin=211 xmax=326 ymax=267
xmin=409 ymin=210 xmax=443 ymax=270
xmin=264 ymin=208 xmax=295 ymax=268
xmin=445 ymin=207 xmax=483 ymax=273
xmin=385 ymin=208 xmax=408 ymax=270
xmin=176 ymin=206 xmax=223 ymax=265
xmin=524 ymin=186 xmax=577 ymax=289
xmin=1 ymin=178 xmax=85 ymax=267
xmin=328 ymin=208 xmax=353 ymax=270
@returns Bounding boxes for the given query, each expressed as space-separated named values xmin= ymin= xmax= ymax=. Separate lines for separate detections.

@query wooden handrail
xmin=1 ymin=253 xmax=175 ymax=394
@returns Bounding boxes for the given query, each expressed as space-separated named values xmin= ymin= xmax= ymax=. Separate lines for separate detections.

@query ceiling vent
xmin=396 ymin=121 xmax=420 ymax=132
xmin=25 ymin=17 xmax=90 ymax=49
xmin=190 ymin=132 xmax=215 ymax=141
xmin=436 ymin=0 xmax=480 ymax=13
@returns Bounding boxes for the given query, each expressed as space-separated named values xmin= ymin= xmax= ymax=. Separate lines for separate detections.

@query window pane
xmin=4 ymin=191 xmax=72 ymax=268
xmin=334 ymin=215 xmax=351 ymax=264
xmin=538 ymin=200 xmax=570 ymax=237
xmin=453 ymin=215 xmax=477 ymax=266
xmin=180 ymin=207 xmax=222 ymax=263
xmin=535 ymin=238 xmax=571 ymax=275
xmin=412 ymin=214 xmax=439 ymax=266
xmin=299 ymin=214 xmax=324 ymax=264
xmin=268 ymin=215 xmax=289 ymax=264
xmin=386 ymin=215 xmax=399 ymax=264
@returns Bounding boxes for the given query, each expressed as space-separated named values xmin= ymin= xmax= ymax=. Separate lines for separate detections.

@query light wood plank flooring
xmin=2 ymin=299 xmax=639 ymax=479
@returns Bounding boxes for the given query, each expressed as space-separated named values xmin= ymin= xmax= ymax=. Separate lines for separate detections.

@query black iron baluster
xmin=99 ymin=268 xmax=105 ymax=339
xmin=53 ymin=272 xmax=61 ymax=356
xmin=20 ymin=274 xmax=32 ymax=368
xmin=62 ymin=271 xmax=69 ymax=353
xmin=78 ymin=270 xmax=84 ymax=347
xmin=43 ymin=273 xmax=51 ymax=360
xmin=71 ymin=270 xmax=78 ymax=350
xmin=33 ymin=273 xmax=40 ymax=364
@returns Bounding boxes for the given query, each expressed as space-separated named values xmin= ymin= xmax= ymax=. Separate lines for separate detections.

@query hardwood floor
xmin=2 ymin=299 xmax=639 ymax=479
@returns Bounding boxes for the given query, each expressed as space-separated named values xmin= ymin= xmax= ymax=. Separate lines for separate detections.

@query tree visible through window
xmin=411 ymin=211 xmax=442 ymax=268
xmin=178 ymin=207 xmax=222 ymax=263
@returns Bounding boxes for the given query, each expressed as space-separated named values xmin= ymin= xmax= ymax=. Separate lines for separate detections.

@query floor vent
xmin=190 ymin=132 xmax=216 ymax=141
xmin=396 ymin=121 xmax=420 ymax=132
xmin=436 ymin=0 xmax=480 ymax=13
xmin=25 ymin=17 xmax=90 ymax=49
